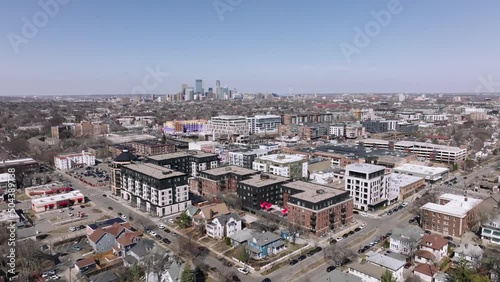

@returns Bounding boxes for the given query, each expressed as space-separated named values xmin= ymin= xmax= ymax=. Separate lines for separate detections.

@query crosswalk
xmin=87 ymin=193 xmax=99 ymax=197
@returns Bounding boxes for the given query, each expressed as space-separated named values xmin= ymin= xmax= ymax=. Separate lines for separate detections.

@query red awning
xmin=78 ymin=198 xmax=83 ymax=201
xmin=44 ymin=205 xmax=47 ymax=208
xmin=260 ymin=202 xmax=268 ymax=209
xmin=281 ymin=208 xmax=288 ymax=215
xmin=265 ymin=203 xmax=273 ymax=210
xmin=58 ymin=201 xmax=68 ymax=206
xmin=48 ymin=204 xmax=55 ymax=207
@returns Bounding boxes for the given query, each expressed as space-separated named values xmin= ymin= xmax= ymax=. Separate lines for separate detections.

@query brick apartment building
xmin=51 ymin=121 xmax=110 ymax=139
xmin=146 ymin=152 xmax=220 ymax=177
xmin=129 ymin=141 xmax=175 ymax=156
xmin=282 ymin=181 xmax=353 ymax=236
xmin=189 ymin=166 xmax=258 ymax=198
xmin=237 ymin=174 xmax=291 ymax=209
xmin=420 ymin=193 xmax=482 ymax=237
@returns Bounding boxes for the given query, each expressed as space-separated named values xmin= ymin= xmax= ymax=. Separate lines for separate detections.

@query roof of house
xmin=75 ymin=257 xmax=96 ymax=269
xmin=318 ymin=269 xmax=363 ymax=282
xmin=414 ymin=263 xmax=438 ymax=277
xmin=89 ymin=270 xmax=118 ymax=282
xmin=88 ymin=222 xmax=130 ymax=244
xmin=228 ymin=229 xmax=254 ymax=243
xmin=123 ymin=255 xmax=138 ymax=265
xmin=116 ymin=231 xmax=142 ymax=246
xmin=196 ymin=203 xmax=230 ymax=220
xmin=251 ymin=231 xmax=282 ymax=247
xmin=348 ymin=261 xmax=386 ymax=279
xmin=213 ymin=213 xmax=241 ymax=225
xmin=185 ymin=205 xmax=200 ymax=217
xmin=366 ymin=253 xmax=406 ymax=271
xmin=122 ymin=163 xmax=186 ymax=179
xmin=454 ymin=243 xmax=483 ymax=257
xmin=420 ymin=234 xmax=448 ymax=250
xmin=416 ymin=250 xmax=435 ymax=260
xmin=129 ymin=239 xmax=155 ymax=258
xmin=390 ymin=225 xmax=424 ymax=243
xmin=384 ymin=252 xmax=408 ymax=262
xmin=87 ymin=217 xmax=126 ymax=230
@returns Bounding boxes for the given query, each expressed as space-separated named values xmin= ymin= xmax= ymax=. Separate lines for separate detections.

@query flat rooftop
xmin=282 ymin=181 xmax=347 ymax=203
xmin=202 ymin=166 xmax=257 ymax=176
xmin=147 ymin=152 xmax=217 ymax=161
xmin=361 ymin=139 xmax=465 ymax=152
xmin=314 ymin=144 xmax=414 ymax=159
xmin=105 ymin=133 xmax=157 ymax=144
xmin=55 ymin=152 xmax=94 ymax=159
xmin=394 ymin=164 xmax=448 ymax=175
xmin=31 ymin=190 xmax=84 ymax=205
xmin=348 ymin=261 xmax=386 ymax=279
xmin=345 ymin=163 xmax=386 ymax=174
xmin=366 ymin=252 xmax=406 ymax=271
xmin=389 ymin=173 xmax=424 ymax=187
xmin=0 ymin=158 xmax=37 ymax=167
xmin=0 ymin=210 xmax=20 ymax=222
xmin=123 ymin=163 xmax=185 ymax=179
xmin=256 ymin=154 xmax=305 ymax=164
xmin=421 ymin=193 xmax=482 ymax=218
xmin=239 ymin=174 xmax=290 ymax=188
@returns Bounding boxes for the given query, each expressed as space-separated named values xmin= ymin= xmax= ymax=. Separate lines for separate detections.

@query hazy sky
xmin=1 ymin=0 xmax=500 ymax=95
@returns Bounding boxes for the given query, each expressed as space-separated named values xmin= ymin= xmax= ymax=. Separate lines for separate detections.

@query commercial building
xmin=278 ymin=123 xmax=330 ymax=140
xmin=359 ymin=139 xmax=467 ymax=163
xmin=420 ymin=194 xmax=482 ymax=237
xmin=146 ymin=151 xmax=219 ymax=177
xmin=31 ymin=190 xmax=85 ymax=212
xmin=162 ymin=120 xmax=207 ymax=134
xmin=247 ymin=115 xmax=281 ymax=134
xmin=24 ymin=182 xmax=71 ymax=197
xmin=363 ymin=120 xmax=389 ymax=133
xmin=129 ymin=141 xmax=175 ymax=156
xmin=393 ymin=164 xmax=448 ymax=183
xmin=189 ymin=166 xmax=258 ymax=198
xmin=237 ymin=174 xmax=290 ymax=209
xmin=281 ymin=113 xmax=336 ymax=125
xmin=120 ymin=163 xmax=191 ymax=217
xmin=54 ymin=151 xmax=96 ymax=170
xmin=205 ymin=115 xmax=248 ymax=136
xmin=0 ymin=158 xmax=39 ymax=177
xmin=388 ymin=173 xmax=425 ymax=201
xmin=282 ymin=181 xmax=353 ymax=236
xmin=345 ymin=163 xmax=390 ymax=211
xmin=252 ymin=154 xmax=308 ymax=180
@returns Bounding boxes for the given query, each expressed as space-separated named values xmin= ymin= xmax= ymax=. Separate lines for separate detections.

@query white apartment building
xmin=389 ymin=226 xmax=424 ymax=255
xmin=345 ymin=124 xmax=366 ymax=139
xmin=360 ymin=139 xmax=467 ymax=163
xmin=345 ymin=163 xmax=389 ymax=211
xmin=247 ymin=115 xmax=281 ymax=134
xmin=54 ymin=151 xmax=95 ymax=170
xmin=422 ymin=114 xmax=448 ymax=122
xmin=205 ymin=115 xmax=248 ymax=136
xmin=120 ymin=163 xmax=191 ymax=217
xmin=329 ymin=124 xmax=345 ymax=137
xmin=228 ymin=149 xmax=267 ymax=167
xmin=253 ymin=154 xmax=308 ymax=180
xmin=397 ymin=112 xmax=421 ymax=121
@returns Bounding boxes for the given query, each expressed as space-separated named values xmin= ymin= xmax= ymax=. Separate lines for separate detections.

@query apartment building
xmin=0 ymin=158 xmax=39 ymax=177
xmin=253 ymin=154 xmax=308 ymax=180
xmin=363 ymin=120 xmax=389 ymax=133
xmin=228 ymin=149 xmax=268 ymax=169
xmin=110 ymin=150 xmax=137 ymax=196
xmin=237 ymin=174 xmax=291 ymax=209
xmin=163 ymin=119 xmax=207 ymax=134
xmin=481 ymin=215 xmax=500 ymax=245
xmin=360 ymin=139 xmax=467 ymax=163
xmin=420 ymin=194 xmax=482 ymax=237
xmin=54 ymin=151 xmax=95 ymax=170
xmin=146 ymin=152 xmax=219 ymax=177
xmin=129 ymin=141 xmax=175 ymax=156
xmin=51 ymin=121 xmax=110 ymax=139
xmin=246 ymin=115 xmax=281 ymax=134
xmin=189 ymin=166 xmax=258 ymax=198
xmin=388 ymin=173 xmax=425 ymax=201
xmin=120 ymin=163 xmax=190 ymax=217
xmin=205 ymin=115 xmax=248 ymax=136
xmin=422 ymin=114 xmax=448 ymax=122
xmin=329 ymin=124 xmax=345 ymax=137
xmin=282 ymin=181 xmax=353 ymax=236
xmin=281 ymin=113 xmax=335 ymax=125
xmin=345 ymin=163 xmax=390 ymax=211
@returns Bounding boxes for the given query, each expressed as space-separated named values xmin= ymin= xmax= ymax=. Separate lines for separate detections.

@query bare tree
xmin=216 ymin=191 xmax=242 ymax=210
xmin=143 ymin=248 xmax=171 ymax=282
xmin=411 ymin=191 xmax=440 ymax=228
xmin=286 ymin=221 xmax=306 ymax=244
xmin=323 ymin=244 xmax=357 ymax=267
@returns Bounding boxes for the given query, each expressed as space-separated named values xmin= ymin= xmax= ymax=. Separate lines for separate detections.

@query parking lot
xmin=69 ymin=163 xmax=110 ymax=186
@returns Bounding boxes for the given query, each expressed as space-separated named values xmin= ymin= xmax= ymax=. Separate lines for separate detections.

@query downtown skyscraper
xmin=216 ymin=80 xmax=223 ymax=99
xmin=195 ymin=79 xmax=203 ymax=96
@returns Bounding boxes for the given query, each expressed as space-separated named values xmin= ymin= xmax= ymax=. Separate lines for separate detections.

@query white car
xmin=59 ymin=209 xmax=64 ymax=213
xmin=69 ymin=227 xmax=76 ymax=232
xmin=401 ymin=202 xmax=408 ymax=207
xmin=168 ymin=218 xmax=174 ymax=224
xmin=67 ymin=213 xmax=74 ymax=217
xmin=360 ymin=224 xmax=366 ymax=229
xmin=121 ymin=215 xmax=127 ymax=219
xmin=50 ymin=275 xmax=60 ymax=280
xmin=336 ymin=237 xmax=343 ymax=241
xmin=237 ymin=268 xmax=249 ymax=275
xmin=150 ymin=231 xmax=157 ymax=236
xmin=158 ymin=224 xmax=165 ymax=229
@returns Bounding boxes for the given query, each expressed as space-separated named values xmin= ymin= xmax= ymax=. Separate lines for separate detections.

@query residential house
xmin=184 ymin=205 xmax=200 ymax=218
xmin=148 ymin=261 xmax=184 ymax=282
xmin=389 ymin=226 xmax=424 ymax=255
xmin=88 ymin=222 xmax=140 ymax=253
xmin=347 ymin=261 xmax=387 ymax=282
xmin=192 ymin=203 xmax=230 ymax=225
xmin=123 ymin=239 xmax=155 ymax=267
xmin=481 ymin=214 xmax=500 ymax=245
xmin=74 ymin=257 xmax=96 ymax=273
xmin=452 ymin=244 xmax=483 ymax=266
xmin=418 ymin=234 xmax=448 ymax=263
xmin=86 ymin=218 xmax=128 ymax=236
xmin=112 ymin=231 xmax=143 ymax=257
xmin=318 ymin=269 xmax=363 ymax=282
xmin=228 ymin=229 xmax=254 ymax=247
xmin=365 ymin=252 xmax=405 ymax=282
xmin=246 ymin=231 xmax=285 ymax=258
xmin=413 ymin=263 xmax=439 ymax=282
xmin=89 ymin=270 xmax=119 ymax=282
xmin=206 ymin=213 xmax=242 ymax=239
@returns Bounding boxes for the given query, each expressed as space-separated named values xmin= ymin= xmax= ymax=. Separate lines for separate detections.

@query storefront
xmin=31 ymin=191 xmax=85 ymax=213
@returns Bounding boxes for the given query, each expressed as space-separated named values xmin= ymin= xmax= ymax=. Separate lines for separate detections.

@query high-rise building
xmin=181 ymin=83 xmax=188 ymax=92
xmin=223 ymin=87 xmax=229 ymax=99
xmin=184 ymin=87 xmax=194 ymax=101
xmin=345 ymin=163 xmax=389 ymax=211
xmin=216 ymin=80 xmax=222 ymax=99
xmin=195 ymin=79 xmax=203 ymax=95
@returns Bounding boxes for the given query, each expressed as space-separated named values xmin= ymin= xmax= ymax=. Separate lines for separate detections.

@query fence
xmin=259 ymin=243 xmax=313 ymax=272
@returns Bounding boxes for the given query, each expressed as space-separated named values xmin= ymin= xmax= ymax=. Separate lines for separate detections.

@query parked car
xmin=162 ymin=238 xmax=171 ymax=244
xmin=360 ymin=224 xmax=366 ymax=229
xmin=102 ymin=194 xmax=107 ymax=197
xmin=342 ymin=233 xmax=349 ymax=239
xmin=444 ymin=236 xmax=453 ymax=241
xmin=348 ymin=231 xmax=355 ymax=235
xmin=158 ymin=224 xmax=165 ymax=229
xmin=68 ymin=207 xmax=74 ymax=211
xmin=353 ymin=210 xmax=359 ymax=214
xmin=385 ymin=232 xmax=392 ymax=237
xmin=289 ymin=259 xmax=298 ymax=265
xmin=354 ymin=227 xmax=361 ymax=232
xmin=67 ymin=213 xmax=74 ymax=217
xmin=261 ymin=278 xmax=271 ymax=282
xmin=121 ymin=215 xmax=127 ymax=219
xmin=425 ymin=230 xmax=432 ymax=234
xmin=80 ymin=205 xmax=85 ymax=208
xmin=336 ymin=237 xmax=343 ymax=242
xmin=326 ymin=266 xmax=336 ymax=272
xmin=155 ymin=234 xmax=162 ymax=240
xmin=298 ymin=255 xmax=306 ymax=261
xmin=72 ymin=246 xmax=81 ymax=251
xmin=237 ymin=268 xmax=249 ymax=275
xmin=314 ymin=247 xmax=322 ymax=253
xmin=117 ymin=212 xmax=122 ymax=216
xmin=107 ymin=207 xmax=113 ymax=210
xmin=150 ymin=231 xmax=157 ymax=236
xmin=330 ymin=239 xmax=337 ymax=244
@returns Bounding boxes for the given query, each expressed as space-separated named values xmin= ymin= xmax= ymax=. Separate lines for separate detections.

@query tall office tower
xmin=208 ymin=87 xmax=213 ymax=94
xmin=181 ymin=83 xmax=188 ymax=93
xmin=184 ymin=87 xmax=194 ymax=101
xmin=216 ymin=80 xmax=222 ymax=99
xmin=223 ymin=87 xmax=229 ymax=99
xmin=195 ymin=79 xmax=203 ymax=95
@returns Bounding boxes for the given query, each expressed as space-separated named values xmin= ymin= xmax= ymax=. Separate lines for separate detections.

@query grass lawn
xmin=213 ymin=241 xmax=232 ymax=253
xmin=15 ymin=193 xmax=30 ymax=201
xmin=199 ymin=237 xmax=217 ymax=246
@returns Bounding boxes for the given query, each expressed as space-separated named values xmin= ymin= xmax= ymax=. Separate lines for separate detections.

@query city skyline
xmin=1 ymin=0 xmax=500 ymax=96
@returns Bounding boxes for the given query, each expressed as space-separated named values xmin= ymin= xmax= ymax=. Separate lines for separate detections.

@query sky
xmin=1 ymin=0 xmax=500 ymax=95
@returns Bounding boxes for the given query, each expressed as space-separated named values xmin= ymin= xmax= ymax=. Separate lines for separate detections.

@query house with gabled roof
xmin=206 ymin=213 xmax=242 ymax=239
xmin=88 ymin=222 xmax=140 ymax=253
xmin=418 ymin=234 xmax=448 ymax=262
xmin=192 ymin=203 xmax=230 ymax=224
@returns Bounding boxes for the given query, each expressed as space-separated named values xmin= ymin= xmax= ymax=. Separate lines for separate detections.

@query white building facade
xmin=345 ymin=163 xmax=389 ymax=211
xmin=247 ymin=115 xmax=281 ymax=134
xmin=54 ymin=151 xmax=95 ymax=170
xmin=205 ymin=115 xmax=248 ymax=136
